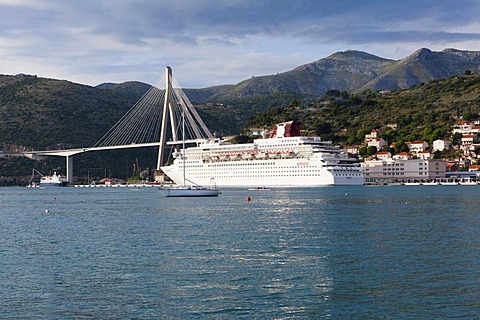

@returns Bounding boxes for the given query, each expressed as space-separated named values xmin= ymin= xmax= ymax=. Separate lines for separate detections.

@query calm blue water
xmin=0 ymin=186 xmax=479 ymax=319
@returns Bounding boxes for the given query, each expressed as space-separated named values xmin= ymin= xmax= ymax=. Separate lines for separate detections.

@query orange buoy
xmin=246 ymin=195 xmax=251 ymax=201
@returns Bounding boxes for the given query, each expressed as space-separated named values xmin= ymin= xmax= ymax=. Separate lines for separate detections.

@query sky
xmin=0 ymin=0 xmax=479 ymax=88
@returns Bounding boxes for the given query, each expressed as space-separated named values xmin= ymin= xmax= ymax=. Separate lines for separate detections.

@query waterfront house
xmin=361 ymin=158 xmax=446 ymax=184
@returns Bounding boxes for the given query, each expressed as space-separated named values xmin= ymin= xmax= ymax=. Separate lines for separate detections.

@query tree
xmin=356 ymin=128 xmax=370 ymax=142
xmin=474 ymin=146 xmax=480 ymax=157
xmin=366 ymin=146 xmax=377 ymax=156
xmin=451 ymin=132 xmax=462 ymax=146
xmin=358 ymin=146 xmax=368 ymax=157
xmin=394 ymin=141 xmax=409 ymax=154
xmin=433 ymin=150 xmax=443 ymax=159
xmin=315 ymin=121 xmax=332 ymax=135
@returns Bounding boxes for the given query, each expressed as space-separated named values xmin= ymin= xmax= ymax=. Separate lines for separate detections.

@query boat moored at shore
xmin=39 ymin=171 xmax=68 ymax=187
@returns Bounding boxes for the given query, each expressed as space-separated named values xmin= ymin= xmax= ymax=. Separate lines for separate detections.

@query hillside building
xmin=393 ymin=152 xmax=411 ymax=160
xmin=418 ymin=151 xmax=433 ymax=160
xmin=365 ymin=129 xmax=384 ymax=139
xmin=346 ymin=146 xmax=360 ymax=155
xmin=433 ymin=139 xmax=452 ymax=151
xmin=367 ymin=138 xmax=387 ymax=149
xmin=453 ymin=121 xmax=473 ymax=134
xmin=407 ymin=141 xmax=428 ymax=154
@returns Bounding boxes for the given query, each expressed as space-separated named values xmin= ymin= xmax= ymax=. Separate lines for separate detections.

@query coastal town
xmin=5 ymin=117 xmax=480 ymax=187
xmin=351 ymin=119 xmax=480 ymax=185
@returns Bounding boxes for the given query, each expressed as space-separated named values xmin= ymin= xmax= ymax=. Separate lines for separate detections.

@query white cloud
xmin=0 ymin=0 xmax=51 ymax=9
xmin=0 ymin=0 xmax=479 ymax=87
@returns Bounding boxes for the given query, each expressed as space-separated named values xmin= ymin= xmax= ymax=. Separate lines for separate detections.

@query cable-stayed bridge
xmin=29 ymin=67 xmax=214 ymax=182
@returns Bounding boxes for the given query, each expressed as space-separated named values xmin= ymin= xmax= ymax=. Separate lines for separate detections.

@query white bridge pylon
xmin=31 ymin=66 xmax=214 ymax=182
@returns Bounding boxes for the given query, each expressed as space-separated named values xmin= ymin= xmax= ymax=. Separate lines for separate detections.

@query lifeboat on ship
xmin=256 ymin=152 xmax=268 ymax=159
xmin=242 ymin=153 xmax=256 ymax=160
xmin=218 ymin=154 xmax=230 ymax=161
xmin=268 ymin=152 xmax=281 ymax=159
xmin=281 ymin=150 xmax=295 ymax=158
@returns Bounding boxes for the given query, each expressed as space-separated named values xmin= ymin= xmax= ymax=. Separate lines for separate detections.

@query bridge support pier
xmin=66 ymin=156 xmax=73 ymax=182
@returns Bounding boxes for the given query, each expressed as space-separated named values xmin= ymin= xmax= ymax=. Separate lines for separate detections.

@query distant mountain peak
xmin=327 ymin=50 xmax=391 ymax=62
xmin=409 ymin=48 xmax=433 ymax=60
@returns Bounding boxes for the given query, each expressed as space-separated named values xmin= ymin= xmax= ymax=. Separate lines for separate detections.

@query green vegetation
xmin=1 ymin=71 xmax=480 ymax=183
xmin=243 ymin=74 xmax=480 ymax=147
xmin=0 ymin=74 xmax=137 ymax=149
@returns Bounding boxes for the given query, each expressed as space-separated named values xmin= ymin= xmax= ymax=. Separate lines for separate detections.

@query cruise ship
xmin=161 ymin=121 xmax=364 ymax=187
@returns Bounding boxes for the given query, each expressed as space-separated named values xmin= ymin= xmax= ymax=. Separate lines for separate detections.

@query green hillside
xmin=1 ymin=69 xmax=480 ymax=185
xmin=245 ymin=73 xmax=480 ymax=146
xmin=0 ymin=74 xmax=137 ymax=149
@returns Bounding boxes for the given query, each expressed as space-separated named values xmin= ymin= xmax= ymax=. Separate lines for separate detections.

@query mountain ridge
xmin=97 ymin=48 xmax=480 ymax=101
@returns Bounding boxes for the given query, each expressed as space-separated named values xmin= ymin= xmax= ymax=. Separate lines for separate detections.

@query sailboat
xmin=159 ymin=179 xmax=221 ymax=197
xmin=159 ymin=99 xmax=221 ymax=197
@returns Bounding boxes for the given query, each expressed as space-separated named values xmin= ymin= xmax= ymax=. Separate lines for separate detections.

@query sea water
xmin=0 ymin=186 xmax=479 ymax=319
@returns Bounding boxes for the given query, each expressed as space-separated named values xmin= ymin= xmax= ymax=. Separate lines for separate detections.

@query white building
xmin=365 ymin=129 xmax=383 ymax=139
xmin=461 ymin=134 xmax=475 ymax=147
xmin=367 ymin=138 xmax=387 ymax=149
xmin=346 ymin=146 xmax=360 ymax=155
xmin=471 ymin=126 xmax=480 ymax=133
xmin=418 ymin=151 xmax=433 ymax=160
xmin=375 ymin=151 xmax=392 ymax=160
xmin=433 ymin=139 xmax=452 ymax=151
xmin=393 ymin=152 xmax=412 ymax=160
xmin=407 ymin=141 xmax=428 ymax=154
xmin=362 ymin=158 xmax=446 ymax=184
xmin=453 ymin=121 xmax=473 ymax=134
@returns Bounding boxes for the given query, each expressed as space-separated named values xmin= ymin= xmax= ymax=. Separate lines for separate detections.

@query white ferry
xmin=40 ymin=171 xmax=68 ymax=187
xmin=161 ymin=121 xmax=364 ymax=187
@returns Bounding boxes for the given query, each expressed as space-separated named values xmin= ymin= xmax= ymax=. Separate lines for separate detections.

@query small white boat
xmin=248 ymin=186 xmax=272 ymax=191
xmin=403 ymin=181 xmax=421 ymax=186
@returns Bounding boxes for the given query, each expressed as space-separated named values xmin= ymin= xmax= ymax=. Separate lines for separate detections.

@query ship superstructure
xmin=161 ymin=121 xmax=364 ymax=186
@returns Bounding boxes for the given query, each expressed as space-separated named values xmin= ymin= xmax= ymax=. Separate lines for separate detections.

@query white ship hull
xmin=40 ymin=182 xmax=68 ymax=187
xmin=162 ymin=159 xmax=363 ymax=186
xmin=161 ymin=136 xmax=364 ymax=187
xmin=159 ymin=185 xmax=221 ymax=197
